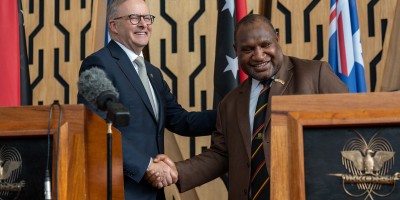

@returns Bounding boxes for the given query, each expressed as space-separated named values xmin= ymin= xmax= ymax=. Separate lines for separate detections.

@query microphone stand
xmin=101 ymin=101 xmax=129 ymax=200
xmin=107 ymin=121 xmax=112 ymax=200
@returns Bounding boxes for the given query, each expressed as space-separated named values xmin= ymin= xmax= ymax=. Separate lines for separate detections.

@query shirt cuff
xmin=147 ymin=157 xmax=153 ymax=171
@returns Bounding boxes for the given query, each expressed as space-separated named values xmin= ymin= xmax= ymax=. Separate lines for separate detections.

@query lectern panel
xmin=0 ymin=105 xmax=124 ymax=199
xmin=0 ymin=137 xmax=49 ymax=200
xmin=271 ymin=92 xmax=400 ymax=200
xmin=303 ymin=126 xmax=400 ymax=200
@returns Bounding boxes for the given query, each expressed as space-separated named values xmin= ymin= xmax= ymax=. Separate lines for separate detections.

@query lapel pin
xmin=273 ymin=78 xmax=285 ymax=85
xmin=150 ymin=74 xmax=154 ymax=78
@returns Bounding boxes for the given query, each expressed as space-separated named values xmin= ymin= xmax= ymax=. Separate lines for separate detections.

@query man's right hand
xmin=145 ymin=154 xmax=178 ymax=189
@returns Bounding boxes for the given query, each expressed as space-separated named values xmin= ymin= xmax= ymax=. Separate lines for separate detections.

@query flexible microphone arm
xmin=45 ymin=101 xmax=62 ymax=200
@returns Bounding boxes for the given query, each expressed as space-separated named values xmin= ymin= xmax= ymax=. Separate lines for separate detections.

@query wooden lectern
xmin=0 ymin=104 xmax=124 ymax=199
xmin=271 ymin=92 xmax=400 ymax=200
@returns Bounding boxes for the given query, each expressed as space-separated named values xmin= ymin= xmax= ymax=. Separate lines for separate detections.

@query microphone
xmin=78 ymin=67 xmax=130 ymax=126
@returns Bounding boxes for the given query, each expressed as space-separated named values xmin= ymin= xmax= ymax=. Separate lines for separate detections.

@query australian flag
xmin=328 ymin=0 xmax=367 ymax=93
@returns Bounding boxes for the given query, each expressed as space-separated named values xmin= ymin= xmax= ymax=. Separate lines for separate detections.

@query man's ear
xmin=275 ymin=29 xmax=279 ymax=42
xmin=109 ymin=20 xmax=117 ymax=34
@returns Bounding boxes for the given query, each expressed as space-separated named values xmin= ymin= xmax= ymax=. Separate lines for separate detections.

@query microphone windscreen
xmin=78 ymin=67 xmax=119 ymax=107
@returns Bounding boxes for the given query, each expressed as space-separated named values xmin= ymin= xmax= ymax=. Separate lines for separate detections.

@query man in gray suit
xmin=150 ymin=14 xmax=348 ymax=199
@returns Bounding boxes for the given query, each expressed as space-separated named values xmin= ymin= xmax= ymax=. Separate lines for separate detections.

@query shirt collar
xmin=251 ymin=78 xmax=262 ymax=94
xmin=114 ymin=40 xmax=144 ymax=62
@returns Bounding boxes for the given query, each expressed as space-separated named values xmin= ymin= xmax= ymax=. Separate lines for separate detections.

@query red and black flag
xmin=235 ymin=0 xmax=248 ymax=83
xmin=0 ymin=0 xmax=32 ymax=106
xmin=213 ymin=0 xmax=240 ymax=108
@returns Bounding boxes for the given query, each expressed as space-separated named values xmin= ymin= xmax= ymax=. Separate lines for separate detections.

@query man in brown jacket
xmin=150 ymin=14 xmax=348 ymax=199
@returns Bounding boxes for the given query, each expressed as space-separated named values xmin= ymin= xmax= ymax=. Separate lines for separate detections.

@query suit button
xmin=243 ymin=189 xmax=247 ymax=195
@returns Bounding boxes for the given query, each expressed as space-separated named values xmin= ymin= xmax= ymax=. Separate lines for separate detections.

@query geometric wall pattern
xmin=22 ymin=0 xmax=105 ymax=105
xmin=22 ymin=0 xmax=399 ymax=199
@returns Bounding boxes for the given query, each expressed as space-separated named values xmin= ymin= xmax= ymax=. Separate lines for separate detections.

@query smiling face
xmin=108 ymin=0 xmax=152 ymax=54
xmin=234 ymin=17 xmax=283 ymax=82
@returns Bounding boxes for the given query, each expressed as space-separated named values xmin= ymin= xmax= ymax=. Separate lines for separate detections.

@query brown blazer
xmin=176 ymin=56 xmax=348 ymax=199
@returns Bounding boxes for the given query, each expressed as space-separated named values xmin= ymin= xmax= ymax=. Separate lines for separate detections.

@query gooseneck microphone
xmin=78 ymin=67 xmax=130 ymax=126
xmin=45 ymin=101 xmax=62 ymax=200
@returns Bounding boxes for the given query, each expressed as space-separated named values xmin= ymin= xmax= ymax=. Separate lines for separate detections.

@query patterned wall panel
xmin=23 ymin=0 xmax=106 ymax=105
xmin=271 ymin=0 xmax=398 ymax=92
xmin=359 ymin=0 xmax=399 ymax=92
xmin=377 ymin=2 xmax=400 ymax=92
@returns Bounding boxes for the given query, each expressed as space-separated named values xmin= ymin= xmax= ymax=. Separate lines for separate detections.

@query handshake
xmin=144 ymin=154 xmax=177 ymax=189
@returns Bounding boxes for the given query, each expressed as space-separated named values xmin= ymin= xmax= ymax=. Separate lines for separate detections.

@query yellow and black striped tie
xmin=250 ymin=79 xmax=272 ymax=200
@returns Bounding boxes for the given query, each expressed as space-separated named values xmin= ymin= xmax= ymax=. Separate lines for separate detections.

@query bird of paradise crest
xmin=329 ymin=129 xmax=400 ymax=200
xmin=0 ymin=145 xmax=25 ymax=200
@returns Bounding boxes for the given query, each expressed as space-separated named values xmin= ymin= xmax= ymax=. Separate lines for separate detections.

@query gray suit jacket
xmin=176 ymin=56 xmax=348 ymax=199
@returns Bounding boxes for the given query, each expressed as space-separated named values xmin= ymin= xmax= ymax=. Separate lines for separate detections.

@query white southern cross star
xmin=222 ymin=0 xmax=235 ymax=17
xmin=223 ymin=55 xmax=238 ymax=79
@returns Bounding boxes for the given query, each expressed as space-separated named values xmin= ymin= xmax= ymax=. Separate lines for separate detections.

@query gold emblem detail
xmin=329 ymin=129 xmax=398 ymax=199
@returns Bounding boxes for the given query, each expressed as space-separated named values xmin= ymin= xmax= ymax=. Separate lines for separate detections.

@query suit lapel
xmin=265 ymin=56 xmax=293 ymax=125
xmin=146 ymin=66 xmax=165 ymax=131
xmin=263 ymin=56 xmax=293 ymax=172
xmin=236 ymin=79 xmax=252 ymax=158
xmin=107 ymin=41 xmax=158 ymax=122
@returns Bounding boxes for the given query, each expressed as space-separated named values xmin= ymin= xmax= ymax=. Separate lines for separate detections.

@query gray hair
xmin=107 ymin=0 xmax=125 ymax=22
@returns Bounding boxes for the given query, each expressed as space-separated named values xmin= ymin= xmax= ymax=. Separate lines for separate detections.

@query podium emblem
xmin=0 ymin=146 xmax=25 ymax=199
xmin=329 ymin=129 xmax=399 ymax=199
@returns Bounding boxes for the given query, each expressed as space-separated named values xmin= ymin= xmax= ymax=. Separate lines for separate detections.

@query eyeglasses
xmin=113 ymin=14 xmax=155 ymax=25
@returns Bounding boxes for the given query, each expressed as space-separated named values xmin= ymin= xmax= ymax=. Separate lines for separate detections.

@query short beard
xmin=249 ymin=65 xmax=277 ymax=82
